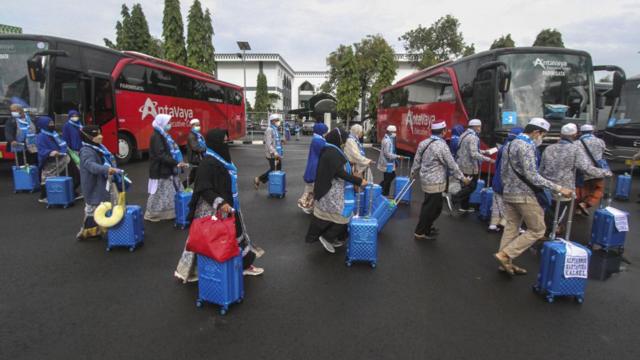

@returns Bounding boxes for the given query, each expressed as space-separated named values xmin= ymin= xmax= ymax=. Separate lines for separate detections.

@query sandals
xmin=498 ymin=264 xmax=527 ymax=275
xmin=254 ymin=177 xmax=260 ymax=190
xmin=493 ymin=253 xmax=515 ymax=276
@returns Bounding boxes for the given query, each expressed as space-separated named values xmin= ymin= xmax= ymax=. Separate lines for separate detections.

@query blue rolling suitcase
xmin=372 ymin=179 xmax=414 ymax=232
xmin=614 ymin=173 xmax=632 ymax=201
xmin=478 ymin=167 xmax=493 ymax=221
xmin=12 ymin=150 xmax=39 ymax=193
xmin=469 ymin=179 xmax=485 ymax=205
xmin=347 ymin=186 xmax=379 ymax=268
xmin=45 ymin=156 xmax=74 ymax=208
xmin=394 ymin=157 xmax=412 ymax=204
xmin=175 ymin=191 xmax=193 ymax=229
xmin=107 ymin=205 xmax=145 ymax=252
xmin=590 ymin=207 xmax=628 ymax=250
xmin=268 ymin=160 xmax=286 ymax=198
xmin=360 ymin=184 xmax=382 ymax=217
xmin=533 ymin=196 xmax=591 ymax=304
xmin=196 ymin=254 xmax=244 ymax=315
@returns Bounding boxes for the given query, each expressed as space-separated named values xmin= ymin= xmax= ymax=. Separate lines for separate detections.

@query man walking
xmin=455 ymin=119 xmax=494 ymax=212
xmin=255 ymin=114 xmax=284 ymax=189
xmin=493 ymin=118 xmax=573 ymax=276
xmin=377 ymin=125 xmax=400 ymax=196
xmin=575 ymin=124 xmax=608 ymax=215
xmin=411 ymin=121 xmax=470 ymax=240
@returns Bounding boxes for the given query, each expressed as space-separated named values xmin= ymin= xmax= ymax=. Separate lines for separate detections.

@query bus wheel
xmin=117 ymin=133 xmax=135 ymax=164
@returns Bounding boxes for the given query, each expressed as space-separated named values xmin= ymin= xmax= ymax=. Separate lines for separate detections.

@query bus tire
xmin=117 ymin=132 xmax=136 ymax=164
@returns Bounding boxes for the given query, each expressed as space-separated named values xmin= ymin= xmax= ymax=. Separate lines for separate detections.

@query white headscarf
xmin=350 ymin=124 xmax=364 ymax=138
xmin=152 ymin=114 xmax=172 ymax=130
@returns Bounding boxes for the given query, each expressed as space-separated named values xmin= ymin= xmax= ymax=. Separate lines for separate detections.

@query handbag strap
xmin=579 ymin=138 xmax=599 ymax=168
xmin=507 ymin=142 xmax=543 ymax=194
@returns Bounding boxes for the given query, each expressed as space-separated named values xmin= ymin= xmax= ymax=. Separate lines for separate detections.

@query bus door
xmin=52 ymin=68 xmax=87 ymax=126
xmin=88 ymin=72 xmax=117 ymax=152
xmin=472 ymin=62 xmax=511 ymax=147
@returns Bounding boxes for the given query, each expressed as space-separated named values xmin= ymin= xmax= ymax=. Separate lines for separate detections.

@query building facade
xmin=214 ymin=52 xmax=418 ymax=116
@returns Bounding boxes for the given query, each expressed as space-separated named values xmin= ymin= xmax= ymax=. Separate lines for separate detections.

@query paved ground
xmin=1 ymin=136 xmax=639 ymax=360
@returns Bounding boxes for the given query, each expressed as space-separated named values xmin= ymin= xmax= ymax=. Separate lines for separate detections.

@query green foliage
xmin=267 ymin=93 xmax=281 ymax=111
xmin=201 ymin=9 xmax=216 ymax=74
xmin=325 ymin=35 xmax=397 ymax=122
xmin=533 ymin=29 xmax=565 ymax=48
xmin=399 ymin=15 xmax=473 ymax=69
xmin=186 ymin=0 xmax=206 ymax=70
xmin=490 ymin=34 xmax=516 ymax=49
xmin=127 ymin=4 xmax=154 ymax=55
xmin=254 ymin=73 xmax=270 ymax=113
xmin=163 ymin=0 xmax=187 ymax=65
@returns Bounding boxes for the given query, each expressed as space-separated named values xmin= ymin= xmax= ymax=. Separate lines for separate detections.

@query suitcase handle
xmin=486 ymin=162 xmax=492 ymax=188
xmin=54 ymin=153 xmax=69 ymax=177
xmin=394 ymin=178 xmax=415 ymax=203
xmin=550 ymin=192 xmax=576 ymax=241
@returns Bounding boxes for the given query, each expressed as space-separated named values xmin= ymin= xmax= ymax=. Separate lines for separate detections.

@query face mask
xmin=534 ymin=135 xmax=543 ymax=147
xmin=70 ymin=117 xmax=80 ymax=122
xmin=47 ymin=124 xmax=56 ymax=131
xmin=390 ymin=133 xmax=397 ymax=138
xmin=193 ymin=126 xmax=201 ymax=132
xmin=164 ymin=124 xmax=172 ymax=131
xmin=11 ymin=111 xmax=20 ymax=118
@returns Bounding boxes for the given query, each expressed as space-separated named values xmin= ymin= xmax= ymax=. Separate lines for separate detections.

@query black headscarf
xmin=313 ymin=127 xmax=350 ymax=200
xmin=205 ymin=129 xmax=231 ymax=162
xmin=81 ymin=125 xmax=101 ymax=147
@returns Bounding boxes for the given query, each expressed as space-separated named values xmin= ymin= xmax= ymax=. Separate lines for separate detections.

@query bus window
xmin=52 ymin=69 xmax=83 ymax=116
xmin=147 ymin=67 xmax=178 ymax=97
xmin=406 ymin=73 xmax=454 ymax=106
xmin=226 ymin=88 xmax=243 ymax=106
xmin=382 ymin=87 xmax=407 ymax=108
xmin=116 ymin=64 xmax=146 ymax=92
xmin=206 ymin=83 xmax=225 ymax=103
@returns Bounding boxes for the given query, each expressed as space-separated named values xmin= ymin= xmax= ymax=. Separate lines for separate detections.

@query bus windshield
xmin=608 ymin=80 xmax=640 ymax=127
xmin=498 ymin=53 xmax=593 ymax=130
xmin=0 ymin=39 xmax=49 ymax=114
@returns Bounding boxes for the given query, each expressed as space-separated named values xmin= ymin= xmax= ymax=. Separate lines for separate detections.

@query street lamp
xmin=237 ymin=41 xmax=251 ymax=125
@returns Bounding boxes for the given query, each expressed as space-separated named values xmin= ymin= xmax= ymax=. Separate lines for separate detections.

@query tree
xmin=163 ymin=0 xmax=187 ymax=65
xmin=490 ymin=34 xmax=516 ymax=49
xmin=201 ymin=9 xmax=216 ymax=74
xmin=325 ymin=35 xmax=397 ymax=124
xmin=399 ymin=15 xmax=474 ymax=69
xmin=128 ymin=4 xmax=155 ymax=55
xmin=268 ymin=93 xmax=281 ymax=111
xmin=254 ymin=72 xmax=270 ymax=113
xmin=104 ymin=4 xmax=132 ymax=50
xmin=533 ymin=29 xmax=564 ymax=48
xmin=186 ymin=0 xmax=206 ymax=70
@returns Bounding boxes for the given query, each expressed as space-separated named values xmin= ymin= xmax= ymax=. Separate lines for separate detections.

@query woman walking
xmin=175 ymin=129 xmax=264 ymax=282
xmin=305 ymin=128 xmax=367 ymax=254
xmin=144 ymin=114 xmax=188 ymax=222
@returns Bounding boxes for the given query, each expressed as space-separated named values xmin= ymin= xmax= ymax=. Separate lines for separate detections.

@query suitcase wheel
xmin=196 ymin=300 xmax=203 ymax=308
xmin=370 ymin=262 xmax=377 ymax=269
xmin=345 ymin=261 xmax=352 ymax=267
xmin=106 ymin=247 xmax=111 ymax=252
xmin=575 ymin=296 xmax=584 ymax=304
xmin=129 ymin=246 xmax=136 ymax=252
xmin=546 ymin=295 xmax=554 ymax=303
xmin=236 ymin=298 xmax=243 ymax=304
xmin=219 ymin=306 xmax=228 ymax=316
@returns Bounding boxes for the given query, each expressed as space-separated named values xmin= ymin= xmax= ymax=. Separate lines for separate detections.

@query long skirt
xmin=174 ymin=199 xmax=255 ymax=283
xmin=144 ymin=177 xmax=182 ymax=221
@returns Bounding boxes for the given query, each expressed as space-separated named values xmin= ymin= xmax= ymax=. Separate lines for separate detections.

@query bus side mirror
xmin=27 ymin=56 xmax=45 ymax=83
xmin=498 ymin=68 xmax=511 ymax=93
xmin=461 ymin=84 xmax=474 ymax=98
xmin=610 ymin=71 xmax=625 ymax=99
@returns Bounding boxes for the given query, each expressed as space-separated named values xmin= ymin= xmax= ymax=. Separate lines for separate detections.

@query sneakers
xmin=74 ymin=193 xmax=84 ymax=201
xmin=459 ymin=208 xmax=475 ymax=213
xmin=318 ymin=236 xmax=336 ymax=254
xmin=243 ymin=265 xmax=265 ymax=276
xmin=332 ymin=240 xmax=345 ymax=248
xmin=38 ymin=197 xmax=48 ymax=204
xmin=414 ymin=232 xmax=437 ymax=240
xmin=488 ymin=224 xmax=501 ymax=233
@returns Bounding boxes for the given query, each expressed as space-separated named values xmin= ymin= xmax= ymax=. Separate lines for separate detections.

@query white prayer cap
xmin=189 ymin=119 xmax=200 ymax=126
xmin=431 ymin=121 xmax=447 ymax=130
xmin=580 ymin=124 xmax=594 ymax=132
xmin=387 ymin=125 xmax=397 ymax=132
xmin=269 ymin=113 xmax=282 ymax=122
xmin=528 ymin=117 xmax=550 ymax=132
xmin=468 ymin=119 xmax=482 ymax=127
xmin=561 ymin=123 xmax=578 ymax=136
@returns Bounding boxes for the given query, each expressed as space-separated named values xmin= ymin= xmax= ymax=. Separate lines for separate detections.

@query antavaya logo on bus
xmin=139 ymin=97 xmax=194 ymax=122
xmin=402 ymin=110 xmax=435 ymax=134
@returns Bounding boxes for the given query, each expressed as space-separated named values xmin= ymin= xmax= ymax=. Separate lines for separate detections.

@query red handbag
xmin=186 ymin=213 xmax=239 ymax=262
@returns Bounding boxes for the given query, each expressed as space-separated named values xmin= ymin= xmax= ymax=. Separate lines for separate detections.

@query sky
xmin=2 ymin=0 xmax=639 ymax=77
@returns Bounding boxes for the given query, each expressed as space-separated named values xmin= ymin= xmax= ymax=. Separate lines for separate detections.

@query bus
xmin=0 ymin=34 xmax=245 ymax=163
xmin=601 ymin=74 xmax=640 ymax=169
xmin=377 ymin=47 xmax=625 ymax=153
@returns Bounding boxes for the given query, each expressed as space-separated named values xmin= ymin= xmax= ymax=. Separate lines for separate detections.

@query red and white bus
xmin=0 ymin=34 xmax=245 ymax=162
xmin=377 ymin=47 xmax=625 ymax=153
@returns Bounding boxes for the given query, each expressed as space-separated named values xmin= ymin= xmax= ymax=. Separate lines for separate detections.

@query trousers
xmin=414 ymin=192 xmax=444 ymax=235
xmin=499 ymin=198 xmax=546 ymax=259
